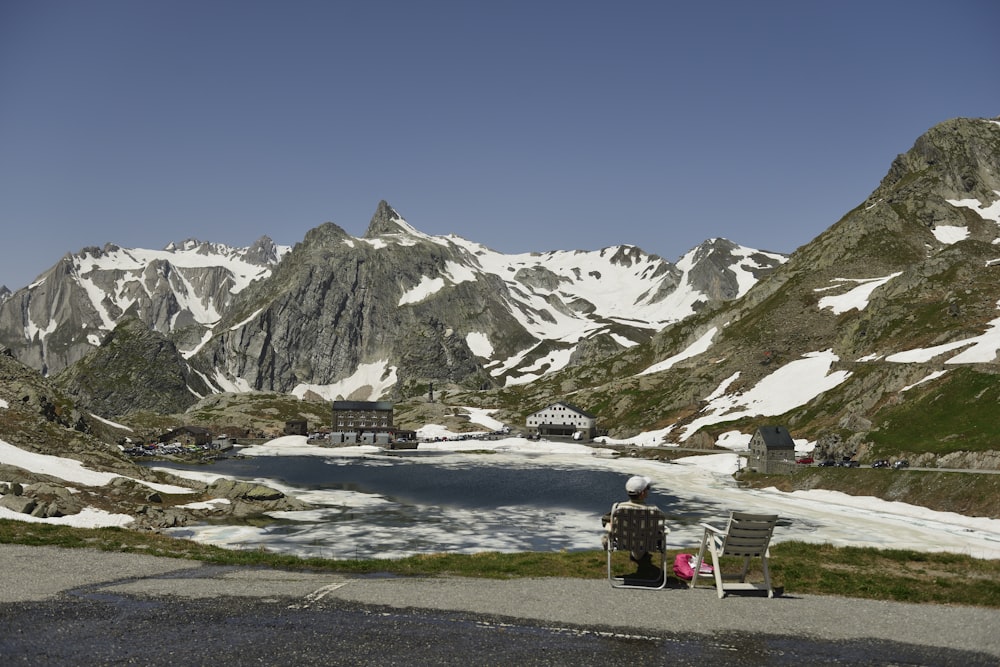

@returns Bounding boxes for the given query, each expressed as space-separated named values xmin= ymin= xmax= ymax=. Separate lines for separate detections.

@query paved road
xmin=2 ymin=544 xmax=998 ymax=665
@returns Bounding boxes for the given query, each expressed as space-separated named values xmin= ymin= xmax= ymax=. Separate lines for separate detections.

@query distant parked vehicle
xmin=893 ymin=460 xmax=910 ymax=469
xmin=872 ymin=459 xmax=890 ymax=468
xmin=796 ymin=457 xmax=814 ymax=465
xmin=819 ymin=459 xmax=836 ymax=467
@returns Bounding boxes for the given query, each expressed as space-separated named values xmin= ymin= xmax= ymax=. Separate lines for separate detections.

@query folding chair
xmin=689 ymin=511 xmax=778 ymax=598
xmin=605 ymin=504 xmax=668 ymax=589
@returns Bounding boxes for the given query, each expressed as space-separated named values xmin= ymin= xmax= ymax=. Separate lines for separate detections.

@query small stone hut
xmin=747 ymin=425 xmax=796 ymax=474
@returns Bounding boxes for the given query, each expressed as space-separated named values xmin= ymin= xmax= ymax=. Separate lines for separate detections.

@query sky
xmin=1 ymin=1 xmax=998 ymax=291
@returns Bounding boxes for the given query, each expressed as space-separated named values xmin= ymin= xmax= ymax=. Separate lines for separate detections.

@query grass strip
xmin=2 ymin=519 xmax=998 ymax=608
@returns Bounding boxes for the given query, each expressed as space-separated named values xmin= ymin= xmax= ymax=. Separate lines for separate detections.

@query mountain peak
xmin=364 ymin=200 xmax=417 ymax=238
xmin=244 ymin=236 xmax=281 ymax=265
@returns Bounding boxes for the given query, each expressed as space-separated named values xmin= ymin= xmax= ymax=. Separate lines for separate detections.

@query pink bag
xmin=673 ymin=553 xmax=714 ymax=580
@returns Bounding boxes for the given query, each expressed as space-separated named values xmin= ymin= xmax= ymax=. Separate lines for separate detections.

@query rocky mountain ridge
xmin=468 ymin=116 xmax=1000 ymax=467
xmin=0 ymin=201 xmax=785 ymax=412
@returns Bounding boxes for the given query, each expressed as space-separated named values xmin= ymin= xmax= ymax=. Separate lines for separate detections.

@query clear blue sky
xmin=2 ymin=1 xmax=998 ymax=290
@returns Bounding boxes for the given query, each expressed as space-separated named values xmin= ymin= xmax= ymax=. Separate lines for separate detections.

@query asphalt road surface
xmin=2 ymin=544 xmax=999 ymax=666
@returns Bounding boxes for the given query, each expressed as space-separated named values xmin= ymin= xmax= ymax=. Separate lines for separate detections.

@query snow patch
xmin=887 ymin=303 xmax=1000 ymax=365
xmin=678 ymin=350 xmax=850 ymax=441
xmin=292 ymin=360 xmax=398 ymax=401
xmin=901 ymin=370 xmax=948 ymax=392
xmin=465 ymin=331 xmax=494 ymax=357
xmin=932 ymin=225 xmax=970 ymax=245
xmin=89 ymin=413 xmax=132 ymax=430
xmin=816 ymin=273 xmax=901 ymax=314
xmin=230 ymin=308 xmax=263 ymax=331
xmin=947 ymin=191 xmax=1000 ymax=227
xmin=398 ymin=261 xmax=479 ymax=306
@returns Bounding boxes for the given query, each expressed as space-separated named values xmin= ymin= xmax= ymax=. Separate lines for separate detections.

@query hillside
xmin=458 ymin=116 xmax=1000 ymax=469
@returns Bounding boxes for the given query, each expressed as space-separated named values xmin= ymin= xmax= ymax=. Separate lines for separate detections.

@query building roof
xmin=332 ymin=400 xmax=393 ymax=411
xmin=755 ymin=425 xmax=795 ymax=449
xmin=529 ymin=401 xmax=596 ymax=419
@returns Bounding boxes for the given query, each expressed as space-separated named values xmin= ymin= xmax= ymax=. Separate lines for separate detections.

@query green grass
xmin=3 ymin=519 xmax=999 ymax=608
xmin=869 ymin=367 xmax=1000 ymax=454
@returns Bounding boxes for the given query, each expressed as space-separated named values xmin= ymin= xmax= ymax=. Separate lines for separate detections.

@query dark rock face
xmin=192 ymin=200 xmax=760 ymax=398
xmin=53 ymin=317 xmax=213 ymax=416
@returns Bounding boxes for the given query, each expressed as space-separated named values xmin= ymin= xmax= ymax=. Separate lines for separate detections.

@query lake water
xmin=165 ymin=453 xmax=685 ymax=512
xmin=147 ymin=445 xmax=1000 ymax=560
xmin=151 ymin=451 xmax=728 ymax=559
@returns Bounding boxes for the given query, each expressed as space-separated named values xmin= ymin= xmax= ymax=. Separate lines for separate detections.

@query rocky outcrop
xmin=129 ymin=478 xmax=312 ymax=531
xmin=53 ymin=317 xmax=212 ymax=417
xmin=0 ymin=467 xmax=313 ymax=530
xmin=915 ymin=450 xmax=1000 ymax=471
xmin=0 ymin=481 xmax=84 ymax=518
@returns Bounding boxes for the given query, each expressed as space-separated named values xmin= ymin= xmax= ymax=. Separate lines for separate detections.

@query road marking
xmin=289 ymin=582 xmax=350 ymax=608
xmin=308 ymin=582 xmax=349 ymax=601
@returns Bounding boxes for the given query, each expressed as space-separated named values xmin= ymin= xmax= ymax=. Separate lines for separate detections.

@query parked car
xmin=819 ymin=459 xmax=837 ymax=467
xmin=893 ymin=460 xmax=910 ymax=469
xmin=796 ymin=457 xmax=814 ymax=465
xmin=872 ymin=459 xmax=890 ymax=468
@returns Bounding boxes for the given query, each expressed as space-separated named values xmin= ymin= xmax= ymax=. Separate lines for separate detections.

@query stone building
xmin=331 ymin=400 xmax=394 ymax=431
xmin=747 ymin=425 xmax=797 ymax=474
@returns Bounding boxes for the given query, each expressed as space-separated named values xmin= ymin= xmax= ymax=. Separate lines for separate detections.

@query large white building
xmin=525 ymin=402 xmax=597 ymax=440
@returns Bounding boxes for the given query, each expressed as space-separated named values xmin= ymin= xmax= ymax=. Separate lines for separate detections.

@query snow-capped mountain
xmin=0 ymin=202 xmax=784 ymax=408
xmin=191 ymin=201 xmax=784 ymax=401
xmin=507 ymin=116 xmax=1000 ymax=466
xmin=0 ymin=237 xmax=289 ymax=375
xmin=3 ymin=114 xmax=998 ymax=478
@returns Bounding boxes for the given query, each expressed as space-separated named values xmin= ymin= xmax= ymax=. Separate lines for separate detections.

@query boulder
xmin=209 ymin=479 xmax=284 ymax=502
xmin=0 ymin=495 xmax=36 ymax=514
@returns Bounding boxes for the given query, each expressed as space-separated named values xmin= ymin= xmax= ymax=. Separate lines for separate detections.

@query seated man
xmin=602 ymin=475 xmax=667 ymax=577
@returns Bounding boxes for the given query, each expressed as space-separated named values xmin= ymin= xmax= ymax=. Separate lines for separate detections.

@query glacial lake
xmin=148 ymin=451 xmax=730 ymax=559
xmin=145 ymin=446 xmax=1000 ymax=561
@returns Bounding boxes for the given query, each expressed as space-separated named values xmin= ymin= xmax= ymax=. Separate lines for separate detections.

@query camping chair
xmin=605 ymin=504 xmax=668 ymax=589
xmin=689 ymin=511 xmax=778 ymax=598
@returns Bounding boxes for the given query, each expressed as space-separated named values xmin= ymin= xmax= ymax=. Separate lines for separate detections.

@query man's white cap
xmin=625 ymin=475 xmax=651 ymax=495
